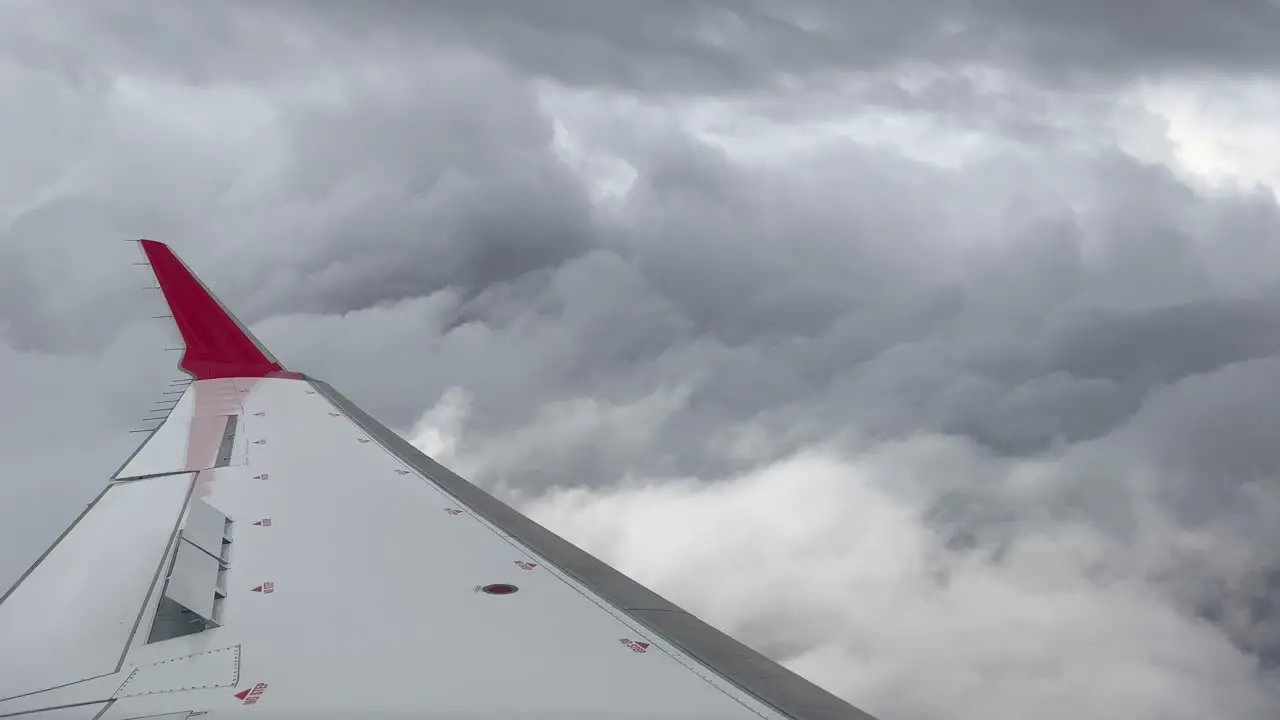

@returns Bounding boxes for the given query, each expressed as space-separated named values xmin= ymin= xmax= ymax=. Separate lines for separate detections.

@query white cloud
xmin=1133 ymin=77 xmax=1280 ymax=199
xmin=519 ymin=441 xmax=1279 ymax=720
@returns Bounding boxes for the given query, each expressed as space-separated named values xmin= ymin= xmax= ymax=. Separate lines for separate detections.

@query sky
xmin=1 ymin=2 xmax=1279 ymax=718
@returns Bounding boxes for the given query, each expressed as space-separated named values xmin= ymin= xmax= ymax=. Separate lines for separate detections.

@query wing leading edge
xmin=0 ymin=240 xmax=880 ymax=720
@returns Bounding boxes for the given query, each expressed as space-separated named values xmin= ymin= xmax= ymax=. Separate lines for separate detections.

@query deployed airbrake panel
xmin=159 ymin=543 xmax=221 ymax=628
xmin=0 ymin=472 xmax=195 ymax=699
xmin=180 ymin=497 xmax=230 ymax=559
xmin=150 ymin=499 xmax=232 ymax=642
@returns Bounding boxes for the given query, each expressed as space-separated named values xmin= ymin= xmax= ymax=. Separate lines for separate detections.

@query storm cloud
xmin=2 ymin=2 xmax=1279 ymax=718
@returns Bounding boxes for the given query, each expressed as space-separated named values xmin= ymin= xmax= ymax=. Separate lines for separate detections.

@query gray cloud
xmin=1 ymin=2 xmax=1279 ymax=718
xmin=268 ymin=1 xmax=1280 ymax=93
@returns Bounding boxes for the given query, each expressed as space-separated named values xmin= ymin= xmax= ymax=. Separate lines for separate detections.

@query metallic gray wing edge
xmin=309 ymin=378 xmax=880 ymax=720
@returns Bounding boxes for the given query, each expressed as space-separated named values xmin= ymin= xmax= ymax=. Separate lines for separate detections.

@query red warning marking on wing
xmin=444 ymin=508 xmax=464 ymax=516
xmin=514 ymin=560 xmax=538 ymax=571
xmin=251 ymin=582 xmax=275 ymax=594
xmin=619 ymin=638 xmax=650 ymax=653
xmin=253 ymin=473 xmax=269 ymax=480
xmin=253 ymin=518 xmax=272 ymax=527
xmin=235 ymin=682 xmax=269 ymax=705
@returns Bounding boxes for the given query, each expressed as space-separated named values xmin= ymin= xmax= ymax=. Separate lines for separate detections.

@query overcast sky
xmin=2 ymin=2 xmax=1279 ymax=718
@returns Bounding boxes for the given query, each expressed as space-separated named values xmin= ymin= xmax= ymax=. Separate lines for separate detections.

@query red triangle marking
xmin=234 ymin=689 xmax=251 ymax=700
xmin=251 ymin=585 xmax=263 ymax=593
xmin=636 ymin=642 xmax=650 ymax=649
xmin=253 ymin=520 xmax=263 ymax=526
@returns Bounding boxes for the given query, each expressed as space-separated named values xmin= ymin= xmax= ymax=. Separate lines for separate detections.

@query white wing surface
xmin=0 ymin=240 xmax=879 ymax=720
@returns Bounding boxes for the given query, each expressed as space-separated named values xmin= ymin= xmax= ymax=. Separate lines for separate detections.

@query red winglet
xmin=139 ymin=240 xmax=286 ymax=380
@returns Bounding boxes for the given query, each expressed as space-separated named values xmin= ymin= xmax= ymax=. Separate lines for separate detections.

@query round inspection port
xmin=480 ymin=583 xmax=519 ymax=595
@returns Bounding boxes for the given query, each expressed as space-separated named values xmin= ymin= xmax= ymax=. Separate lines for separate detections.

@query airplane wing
xmin=0 ymin=240 xmax=879 ymax=720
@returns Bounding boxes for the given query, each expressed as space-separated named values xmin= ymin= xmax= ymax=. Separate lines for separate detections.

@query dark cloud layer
xmin=279 ymin=0 xmax=1280 ymax=93
xmin=1 ymin=2 xmax=1279 ymax=718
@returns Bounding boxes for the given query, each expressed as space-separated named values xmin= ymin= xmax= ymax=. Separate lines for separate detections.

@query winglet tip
xmin=138 ymin=241 xmax=287 ymax=381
